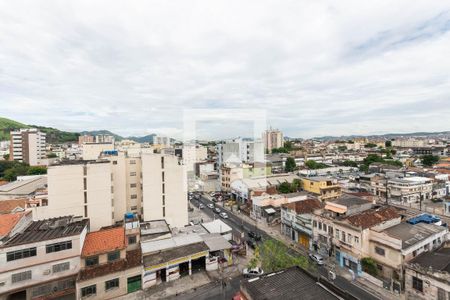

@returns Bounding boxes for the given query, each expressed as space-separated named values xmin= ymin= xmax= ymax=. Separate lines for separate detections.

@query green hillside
xmin=0 ymin=117 xmax=30 ymax=141
xmin=0 ymin=117 xmax=79 ymax=143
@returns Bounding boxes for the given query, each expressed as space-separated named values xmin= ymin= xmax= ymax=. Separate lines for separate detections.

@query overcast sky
xmin=1 ymin=1 xmax=449 ymax=139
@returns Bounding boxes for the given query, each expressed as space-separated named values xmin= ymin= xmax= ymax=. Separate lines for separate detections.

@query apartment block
xmin=301 ymin=176 xmax=342 ymax=201
xmin=263 ymin=128 xmax=283 ymax=151
xmin=32 ymin=161 xmax=114 ymax=231
xmin=141 ymin=153 xmax=188 ymax=228
xmin=9 ymin=129 xmax=46 ymax=166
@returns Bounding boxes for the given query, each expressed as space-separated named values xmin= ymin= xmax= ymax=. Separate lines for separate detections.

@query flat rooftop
xmin=2 ymin=216 xmax=88 ymax=247
xmin=383 ymin=222 xmax=447 ymax=250
xmin=329 ymin=195 xmax=371 ymax=208
xmin=241 ymin=266 xmax=339 ymax=300
xmin=143 ymin=242 xmax=208 ymax=268
xmin=409 ymin=247 xmax=450 ymax=273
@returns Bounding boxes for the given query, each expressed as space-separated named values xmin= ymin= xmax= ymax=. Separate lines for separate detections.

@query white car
xmin=243 ymin=267 xmax=264 ymax=277
xmin=219 ymin=212 xmax=228 ymax=219
xmin=309 ymin=253 xmax=324 ymax=265
xmin=199 ymin=204 xmax=205 ymax=209
xmin=207 ymin=203 xmax=214 ymax=209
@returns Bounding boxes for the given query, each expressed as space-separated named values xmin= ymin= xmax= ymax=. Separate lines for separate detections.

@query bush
xmin=361 ymin=257 xmax=378 ymax=277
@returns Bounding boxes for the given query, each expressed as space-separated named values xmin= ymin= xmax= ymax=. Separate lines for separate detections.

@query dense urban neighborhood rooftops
xmin=345 ymin=206 xmax=400 ymax=229
xmin=0 ymin=212 xmax=26 ymax=237
xmin=2 ymin=215 xmax=88 ymax=247
xmin=143 ymin=242 xmax=208 ymax=267
xmin=0 ymin=199 xmax=27 ymax=214
xmin=282 ymin=198 xmax=323 ymax=214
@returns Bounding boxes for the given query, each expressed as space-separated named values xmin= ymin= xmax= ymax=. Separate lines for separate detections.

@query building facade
xmin=9 ymin=129 xmax=46 ymax=166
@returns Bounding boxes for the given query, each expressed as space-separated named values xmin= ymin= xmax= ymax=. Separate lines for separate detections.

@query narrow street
xmin=190 ymin=195 xmax=382 ymax=300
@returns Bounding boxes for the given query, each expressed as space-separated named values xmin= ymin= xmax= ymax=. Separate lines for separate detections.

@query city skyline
xmin=1 ymin=1 xmax=450 ymax=138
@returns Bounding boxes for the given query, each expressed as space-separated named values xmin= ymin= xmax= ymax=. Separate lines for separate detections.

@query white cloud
xmin=0 ymin=0 xmax=449 ymax=139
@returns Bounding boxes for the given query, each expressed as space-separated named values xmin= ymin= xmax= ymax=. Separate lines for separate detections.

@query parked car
xmin=243 ymin=267 xmax=264 ymax=277
xmin=210 ymin=192 xmax=216 ymax=197
xmin=246 ymin=239 xmax=256 ymax=249
xmin=199 ymin=204 xmax=205 ymax=209
xmin=214 ymin=208 xmax=221 ymax=214
xmin=309 ymin=253 xmax=324 ymax=265
xmin=248 ymin=231 xmax=262 ymax=241
xmin=207 ymin=203 xmax=214 ymax=209
xmin=219 ymin=212 xmax=228 ymax=219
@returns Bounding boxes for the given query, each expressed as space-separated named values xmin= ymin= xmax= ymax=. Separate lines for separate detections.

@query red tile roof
xmin=0 ymin=212 xmax=25 ymax=236
xmin=346 ymin=206 xmax=400 ymax=229
xmin=282 ymin=199 xmax=323 ymax=214
xmin=82 ymin=227 xmax=126 ymax=257
xmin=0 ymin=199 xmax=27 ymax=214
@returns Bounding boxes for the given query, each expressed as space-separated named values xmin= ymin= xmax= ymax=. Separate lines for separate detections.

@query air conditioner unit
xmin=0 ymin=281 xmax=5 ymax=286
xmin=43 ymin=269 xmax=51 ymax=275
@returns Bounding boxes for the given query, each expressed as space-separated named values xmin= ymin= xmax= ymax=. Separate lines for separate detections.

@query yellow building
xmin=301 ymin=176 xmax=341 ymax=201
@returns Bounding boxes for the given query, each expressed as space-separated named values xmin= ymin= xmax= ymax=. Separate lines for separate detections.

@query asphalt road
xmin=190 ymin=195 xmax=382 ymax=300
xmin=166 ymin=276 xmax=241 ymax=300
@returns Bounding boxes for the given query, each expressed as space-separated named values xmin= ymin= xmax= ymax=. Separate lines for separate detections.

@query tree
xmin=361 ymin=257 xmax=378 ymax=277
xmin=3 ymin=153 xmax=9 ymax=160
xmin=342 ymin=160 xmax=358 ymax=168
xmin=27 ymin=166 xmax=47 ymax=175
xmin=421 ymin=155 xmax=439 ymax=167
xmin=337 ymin=145 xmax=347 ymax=152
xmin=47 ymin=152 xmax=57 ymax=158
xmin=305 ymin=160 xmax=328 ymax=170
xmin=285 ymin=157 xmax=296 ymax=172
xmin=385 ymin=140 xmax=392 ymax=148
xmin=258 ymin=239 xmax=309 ymax=273
xmin=364 ymin=143 xmax=377 ymax=148
xmin=278 ymin=182 xmax=292 ymax=194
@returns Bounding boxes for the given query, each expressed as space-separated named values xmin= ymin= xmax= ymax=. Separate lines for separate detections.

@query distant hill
xmin=80 ymin=130 xmax=124 ymax=141
xmin=0 ymin=117 xmax=79 ymax=143
xmin=0 ymin=117 xmax=29 ymax=140
xmin=127 ymin=134 xmax=156 ymax=143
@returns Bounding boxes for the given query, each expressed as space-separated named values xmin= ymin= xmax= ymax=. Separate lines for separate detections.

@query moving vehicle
xmin=219 ymin=212 xmax=228 ymax=219
xmin=243 ymin=267 xmax=264 ymax=277
xmin=309 ymin=253 xmax=324 ymax=265
xmin=248 ymin=231 xmax=262 ymax=241
xmin=246 ymin=239 xmax=256 ymax=249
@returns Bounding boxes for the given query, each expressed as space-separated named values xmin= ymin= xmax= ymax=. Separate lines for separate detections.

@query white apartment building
xmin=32 ymin=161 xmax=114 ymax=231
xmin=142 ymin=153 xmax=188 ymax=229
xmin=216 ymin=138 xmax=264 ymax=167
xmin=263 ymin=128 xmax=283 ymax=151
xmin=153 ymin=136 xmax=171 ymax=147
xmin=179 ymin=144 xmax=208 ymax=172
xmin=0 ymin=216 xmax=89 ymax=300
xmin=9 ymin=129 xmax=46 ymax=166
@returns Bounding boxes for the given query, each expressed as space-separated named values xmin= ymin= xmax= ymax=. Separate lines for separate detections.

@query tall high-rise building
xmin=9 ymin=128 xmax=46 ymax=166
xmin=263 ymin=128 xmax=284 ymax=151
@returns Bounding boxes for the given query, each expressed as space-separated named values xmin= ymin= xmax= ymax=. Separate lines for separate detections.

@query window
xmin=348 ymin=234 xmax=353 ymax=244
xmin=162 ymin=183 xmax=165 ymax=194
xmin=163 ymin=207 xmax=165 ymax=217
xmin=412 ymin=276 xmax=423 ymax=292
xmin=128 ymin=236 xmax=137 ymax=245
xmin=113 ymin=161 xmax=117 ymax=165
xmin=83 ymin=178 xmax=87 ymax=190
xmin=12 ymin=270 xmax=32 ymax=283
xmin=84 ymin=191 xmax=87 ymax=203
xmin=161 ymin=157 xmax=164 ymax=169
xmin=375 ymin=246 xmax=385 ymax=256
xmin=85 ymin=256 xmax=99 ymax=266
xmin=130 ymin=206 xmax=137 ymax=211
xmin=53 ymin=262 xmax=70 ymax=273
xmin=7 ymin=247 xmax=37 ymax=262
xmin=130 ymin=172 xmax=136 ymax=176
xmin=105 ymin=278 xmax=119 ymax=291
xmin=46 ymin=241 xmax=72 ymax=253
xmin=130 ymin=183 xmax=137 ymax=188
xmin=162 ymin=195 xmax=165 ymax=206
xmin=313 ymin=220 xmax=317 ymax=228
xmin=129 ymin=160 xmax=136 ymax=165
xmin=329 ymin=226 xmax=333 ymax=235
xmin=335 ymin=229 xmax=340 ymax=239
xmin=130 ymin=194 xmax=137 ymax=199
xmin=81 ymin=285 xmax=96 ymax=297
xmin=318 ymin=222 xmax=322 ymax=230
xmin=354 ymin=236 xmax=359 ymax=244
xmin=107 ymin=251 xmax=120 ymax=262
xmin=323 ymin=224 xmax=327 ymax=232
xmin=162 ymin=171 xmax=165 ymax=182
xmin=341 ymin=231 xmax=346 ymax=243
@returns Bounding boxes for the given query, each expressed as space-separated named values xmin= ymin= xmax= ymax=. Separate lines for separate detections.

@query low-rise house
xmin=252 ymin=192 xmax=307 ymax=222
xmin=388 ymin=176 xmax=433 ymax=204
xmin=281 ymin=198 xmax=323 ymax=248
xmin=0 ymin=176 xmax=47 ymax=200
xmin=405 ymin=247 xmax=450 ymax=300
xmin=369 ymin=222 xmax=447 ymax=292
xmin=76 ymin=226 xmax=142 ymax=299
xmin=301 ymin=176 xmax=341 ymax=201
xmin=0 ymin=216 xmax=88 ymax=300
